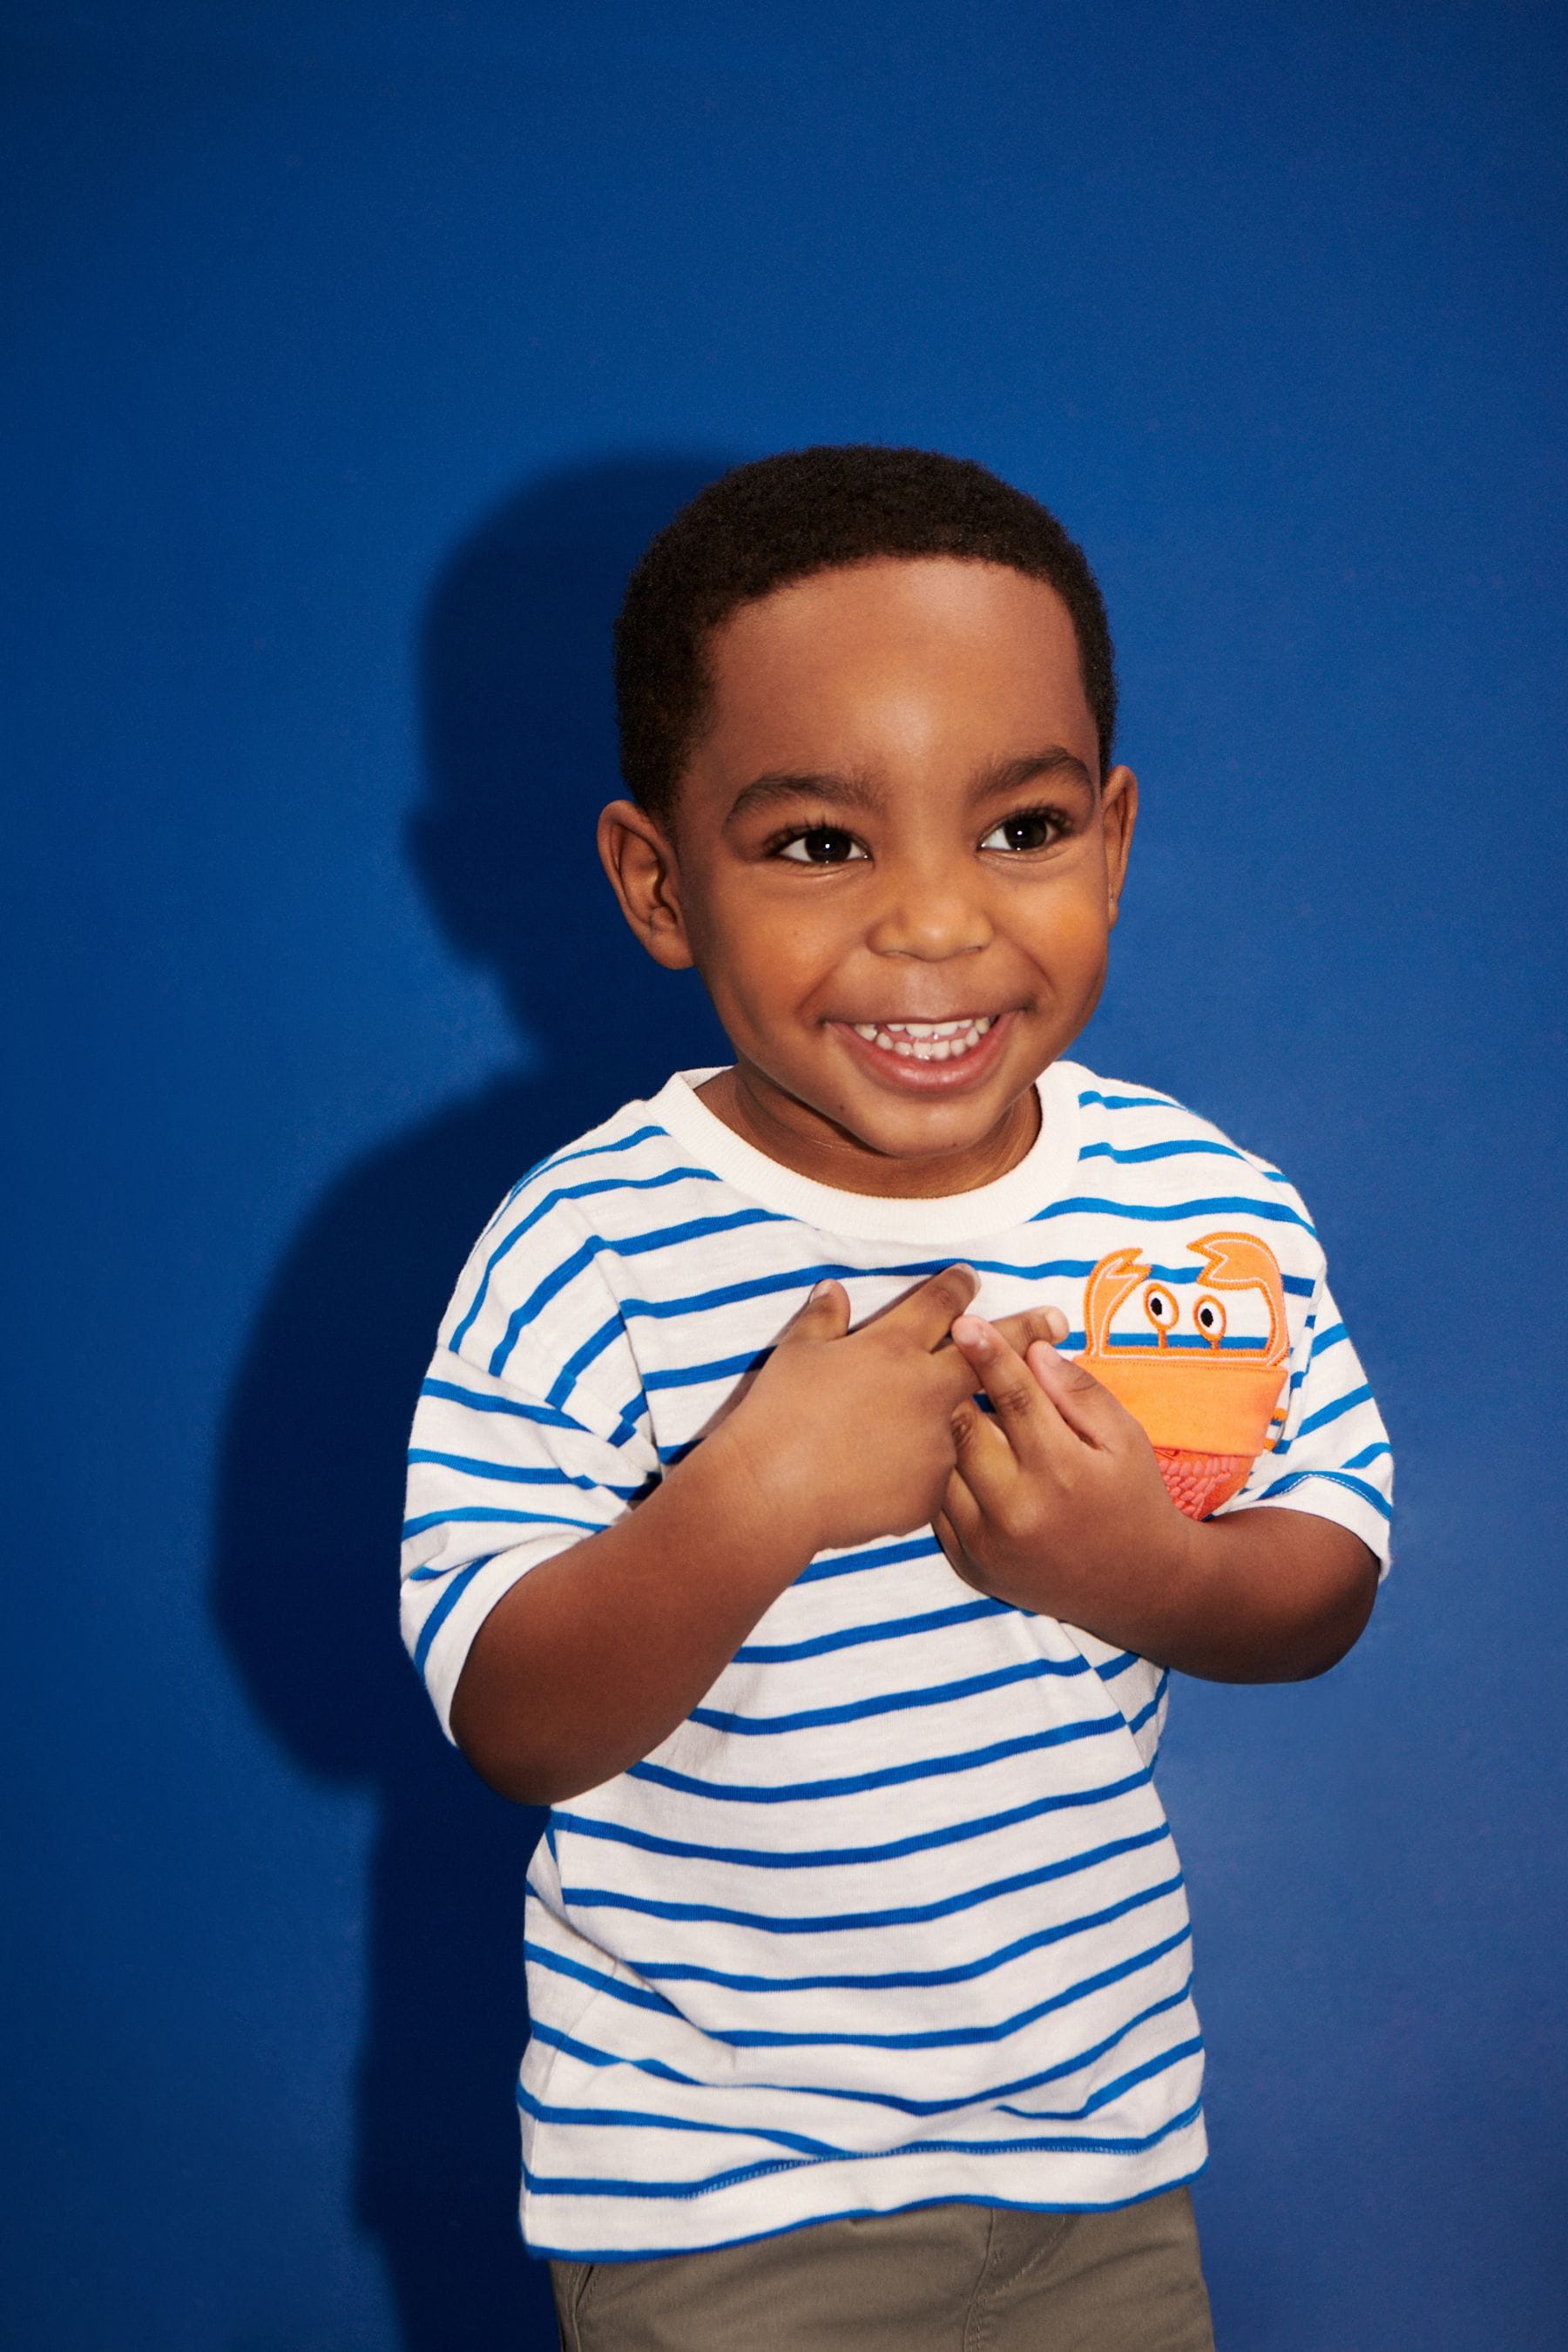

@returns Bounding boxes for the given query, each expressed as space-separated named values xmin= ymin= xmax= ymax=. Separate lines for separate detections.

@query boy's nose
xmin=866 ymin=864 xmax=993 ymax=961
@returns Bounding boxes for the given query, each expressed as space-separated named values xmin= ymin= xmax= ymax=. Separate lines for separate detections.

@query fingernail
xmin=952 ymin=1315 xmax=989 ymax=1347
xmin=809 ymin=1280 xmax=833 ymax=1301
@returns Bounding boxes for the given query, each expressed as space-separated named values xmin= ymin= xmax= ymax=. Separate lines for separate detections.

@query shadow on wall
xmin=211 ymin=455 xmax=738 ymax=2351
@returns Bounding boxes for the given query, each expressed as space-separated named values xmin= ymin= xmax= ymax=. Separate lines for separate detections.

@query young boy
xmin=401 ymin=447 xmax=1391 ymax=2349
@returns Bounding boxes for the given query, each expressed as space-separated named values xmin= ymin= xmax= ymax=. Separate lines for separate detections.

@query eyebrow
xmin=972 ymin=748 xmax=1096 ymax=800
xmin=725 ymin=770 xmax=883 ymax=826
xmin=725 ymin=747 xmax=1094 ymax=828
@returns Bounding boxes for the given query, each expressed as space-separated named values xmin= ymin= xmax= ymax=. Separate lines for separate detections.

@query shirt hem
xmin=518 ymin=2112 xmax=1208 ymax=2262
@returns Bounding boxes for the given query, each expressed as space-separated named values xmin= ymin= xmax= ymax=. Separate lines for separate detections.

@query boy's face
xmin=600 ymin=556 xmax=1136 ymax=1195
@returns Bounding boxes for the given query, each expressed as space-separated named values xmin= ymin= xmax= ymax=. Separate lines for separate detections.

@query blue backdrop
xmin=5 ymin=4 xmax=1565 ymax=2347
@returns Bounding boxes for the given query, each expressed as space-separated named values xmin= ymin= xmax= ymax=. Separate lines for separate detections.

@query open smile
xmin=850 ymin=1014 xmax=997 ymax=1062
xmin=828 ymin=1010 xmax=1018 ymax=1091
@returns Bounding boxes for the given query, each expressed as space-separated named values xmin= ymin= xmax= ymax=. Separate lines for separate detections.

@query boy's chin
xmin=743 ymin=1054 xmax=1041 ymax=1178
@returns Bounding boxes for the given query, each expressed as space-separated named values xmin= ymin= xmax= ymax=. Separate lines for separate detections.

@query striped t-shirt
xmin=402 ymin=1058 xmax=1392 ymax=2261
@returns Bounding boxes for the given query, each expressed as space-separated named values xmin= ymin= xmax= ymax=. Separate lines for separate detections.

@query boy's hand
xmin=934 ymin=1318 xmax=1188 ymax=1623
xmin=713 ymin=1272 xmax=1065 ymax=1559
xmin=932 ymin=1314 xmax=1379 ymax=1681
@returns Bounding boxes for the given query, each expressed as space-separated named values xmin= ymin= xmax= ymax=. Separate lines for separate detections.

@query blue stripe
xmin=412 ymin=1557 xmax=487 ymax=1679
xmin=1308 ymin=1321 xmax=1348 ymax=1359
xmin=401 ymin=1504 xmax=602 ymax=1541
xmin=1295 ymin=1382 xmax=1374 ymax=1438
xmin=626 ymin=1712 xmax=1122 ymax=1806
xmin=996 ymin=2034 xmax=1204 ymax=2123
xmin=604 ymin=1260 xmax=1314 ymax=1375
xmin=489 ymin=1206 xmax=786 ymax=1377
xmin=1077 ymin=1089 xmax=1179 ymax=1112
xmin=520 ymin=2096 xmax=1203 ymax=2201
xmin=1253 ymin=1468 xmax=1392 ymax=1520
xmin=735 ymin=1594 xmax=1010 ymax=1664
xmin=517 ymin=2085 xmax=841 ymax=2159
xmin=618 ymin=1258 xmax=967 ymax=1327
xmin=452 ymin=1165 xmax=724 ymax=1350
xmin=1126 ymin=1671 xmax=1169 ymax=1737
xmin=1105 ymin=1331 xmax=1267 ymax=1353
xmin=547 ymin=1313 xmax=629 ymax=1409
xmin=624 ymin=1870 xmax=1184 ymax=1994
xmin=645 ymin=1348 xmax=769 ymax=1393
xmin=1030 ymin=1192 xmax=1314 ymax=1233
xmin=623 ymin=1252 xmax=1310 ymax=1329
xmin=418 ymin=1375 xmax=589 ymax=1431
xmin=1078 ymin=1139 xmax=1288 ymax=1180
xmin=497 ymin=1125 xmax=669 ymax=1213
xmin=407 ymin=1547 xmax=499 ymax=1590
xmin=795 ymin=1533 xmax=943 ymax=1587
xmin=407 ymin=1447 xmax=645 ymax=1499
xmin=525 ymin=1920 xmax=1192 ymax=2053
xmin=1342 ymin=1441 xmax=1393 ymax=1470
xmin=526 ymin=1971 xmax=1196 ymax=2120
xmin=551 ymin=1762 xmax=1154 ymax=1872
xmin=1091 ymin=1649 xmax=1139 ymax=1681
xmin=612 ymin=1396 xmax=652 ymax=1448
xmin=690 ymin=1652 xmax=1090 ymax=1738
xmin=562 ymin=1823 xmax=1170 ymax=1937
xmin=520 ymin=2038 xmax=1200 ymax=2156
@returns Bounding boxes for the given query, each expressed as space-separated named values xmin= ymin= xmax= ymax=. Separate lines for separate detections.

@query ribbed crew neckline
xmin=650 ymin=1059 xmax=1084 ymax=1242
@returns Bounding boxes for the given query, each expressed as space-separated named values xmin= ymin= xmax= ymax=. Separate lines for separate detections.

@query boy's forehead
xmin=692 ymin=556 xmax=1098 ymax=791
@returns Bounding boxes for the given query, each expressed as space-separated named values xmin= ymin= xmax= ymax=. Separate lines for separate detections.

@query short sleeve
xmin=1221 ymin=1269 xmax=1394 ymax=1569
xmin=401 ymin=1345 xmax=659 ymax=1740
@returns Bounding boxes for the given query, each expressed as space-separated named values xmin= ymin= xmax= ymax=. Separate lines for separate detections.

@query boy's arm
xmin=451 ymin=1414 xmax=814 ymax=1806
xmin=936 ymin=1318 xmax=1380 ymax=1683
xmin=450 ymin=1271 xmax=1065 ymax=1805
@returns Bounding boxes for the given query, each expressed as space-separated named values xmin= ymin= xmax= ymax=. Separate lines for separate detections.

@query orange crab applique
xmin=1081 ymin=1232 xmax=1291 ymax=1518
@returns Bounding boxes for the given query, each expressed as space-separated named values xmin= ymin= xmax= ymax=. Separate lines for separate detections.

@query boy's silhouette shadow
xmin=211 ymin=456 xmax=736 ymax=2349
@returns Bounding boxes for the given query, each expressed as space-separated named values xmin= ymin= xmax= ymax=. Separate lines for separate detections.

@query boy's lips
xmin=826 ymin=1009 xmax=1018 ymax=1092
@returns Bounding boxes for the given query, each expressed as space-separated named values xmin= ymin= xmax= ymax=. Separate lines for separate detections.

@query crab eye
xmin=1142 ymin=1284 xmax=1178 ymax=1333
xmin=1194 ymin=1294 xmax=1227 ymax=1344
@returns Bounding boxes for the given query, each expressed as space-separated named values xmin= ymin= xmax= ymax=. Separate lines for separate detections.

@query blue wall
xmin=4 ymin=5 xmax=1565 ymax=2346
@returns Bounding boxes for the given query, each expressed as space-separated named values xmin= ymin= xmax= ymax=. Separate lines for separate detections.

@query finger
xmin=776 ymin=1277 xmax=852 ymax=1345
xmin=949 ymin=1392 xmax=1019 ymax=1504
xmin=992 ymin=1301 xmax=1070 ymax=1356
xmin=1024 ymin=1340 xmax=1133 ymax=1445
xmin=950 ymin=1316 xmax=1051 ymax=1463
xmin=936 ymin=1463 xmax=987 ymax=1562
xmin=931 ymin=1503 xmax=970 ymax=1580
xmin=933 ymin=1499 xmax=989 ymax=1594
xmin=874 ymin=1262 xmax=979 ymax=1351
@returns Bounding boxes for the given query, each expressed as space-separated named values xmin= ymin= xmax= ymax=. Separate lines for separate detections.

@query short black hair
xmin=613 ymin=444 xmax=1117 ymax=824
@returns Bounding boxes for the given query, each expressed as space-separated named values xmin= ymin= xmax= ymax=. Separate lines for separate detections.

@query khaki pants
xmin=551 ymin=2188 xmax=1215 ymax=2350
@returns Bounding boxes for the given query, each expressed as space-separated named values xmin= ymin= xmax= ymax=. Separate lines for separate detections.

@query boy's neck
xmin=694 ymin=1063 xmax=1044 ymax=1200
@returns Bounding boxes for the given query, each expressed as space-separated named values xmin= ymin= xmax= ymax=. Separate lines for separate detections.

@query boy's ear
xmin=597 ymin=799 xmax=696 ymax=970
xmin=1101 ymin=765 xmax=1138 ymax=927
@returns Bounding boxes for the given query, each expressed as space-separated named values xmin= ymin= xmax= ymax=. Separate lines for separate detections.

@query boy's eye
xmin=979 ymin=808 xmax=1062 ymax=854
xmin=777 ymin=826 xmax=868 ymax=865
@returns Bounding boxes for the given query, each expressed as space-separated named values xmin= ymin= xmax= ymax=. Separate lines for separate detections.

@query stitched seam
xmin=963 ymin=2207 xmax=1001 ymax=2352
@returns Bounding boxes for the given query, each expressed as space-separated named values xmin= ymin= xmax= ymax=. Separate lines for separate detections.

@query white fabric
xmin=402 ymin=1058 xmax=1392 ymax=2259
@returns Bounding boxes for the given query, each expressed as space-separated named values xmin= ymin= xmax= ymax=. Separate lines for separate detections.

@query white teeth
xmin=848 ymin=1014 xmax=998 ymax=1064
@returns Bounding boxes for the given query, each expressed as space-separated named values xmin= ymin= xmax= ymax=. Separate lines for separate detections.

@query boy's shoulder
xmin=1064 ymin=1060 xmax=1301 ymax=1206
xmin=1058 ymin=1061 xmax=1324 ymax=1303
xmin=434 ymin=1075 xmax=733 ymax=1380
xmin=473 ymin=1074 xmax=717 ymax=1243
